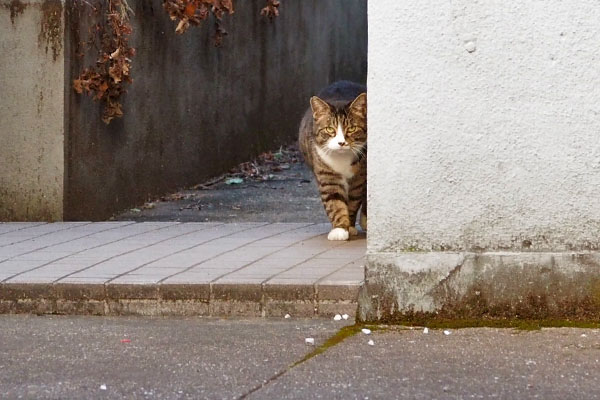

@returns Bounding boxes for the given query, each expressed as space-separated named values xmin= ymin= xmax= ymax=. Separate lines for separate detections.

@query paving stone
xmin=0 ymin=223 xmax=90 ymax=247
xmin=317 ymin=284 xmax=362 ymax=304
xmin=0 ymin=260 xmax=48 ymax=274
xmin=54 ymin=282 xmax=106 ymax=301
xmin=54 ymin=265 xmax=117 ymax=279
xmin=162 ymin=270 xmax=229 ymax=284
xmin=106 ymin=283 xmax=160 ymax=299
xmin=11 ymin=251 xmax=80 ymax=261
xmin=159 ymin=283 xmax=210 ymax=301
xmin=263 ymin=283 xmax=317 ymax=317
xmin=109 ymin=275 xmax=167 ymax=284
xmin=266 ymin=277 xmax=322 ymax=285
xmin=0 ymin=223 xmax=366 ymax=317
xmin=0 ymin=222 xmax=46 ymax=234
xmin=271 ymin=268 xmax=342 ymax=280
xmin=318 ymin=258 xmax=365 ymax=285
xmin=213 ymin=277 xmax=266 ymax=284
xmin=56 ymin=277 xmax=112 ymax=284
xmin=210 ymin=283 xmax=264 ymax=317
xmin=27 ymin=224 xmax=219 ymax=282
xmin=5 ymin=276 xmax=58 ymax=284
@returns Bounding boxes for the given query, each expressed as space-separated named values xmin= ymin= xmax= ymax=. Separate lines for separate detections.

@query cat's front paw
xmin=359 ymin=214 xmax=367 ymax=231
xmin=328 ymin=228 xmax=349 ymax=241
xmin=348 ymin=226 xmax=358 ymax=236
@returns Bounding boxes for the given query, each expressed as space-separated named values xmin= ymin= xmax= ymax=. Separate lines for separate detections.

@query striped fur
xmin=298 ymin=81 xmax=367 ymax=241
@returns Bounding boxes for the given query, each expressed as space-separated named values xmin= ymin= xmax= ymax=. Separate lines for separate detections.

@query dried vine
xmin=260 ymin=0 xmax=280 ymax=19
xmin=163 ymin=0 xmax=233 ymax=41
xmin=73 ymin=0 xmax=135 ymax=124
xmin=74 ymin=0 xmax=281 ymax=124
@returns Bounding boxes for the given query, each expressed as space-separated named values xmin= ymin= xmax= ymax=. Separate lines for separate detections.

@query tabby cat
xmin=298 ymin=81 xmax=367 ymax=241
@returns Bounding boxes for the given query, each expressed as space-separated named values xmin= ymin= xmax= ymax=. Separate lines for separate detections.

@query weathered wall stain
xmin=359 ymin=252 xmax=600 ymax=323
xmin=37 ymin=89 xmax=44 ymax=115
xmin=6 ymin=0 xmax=25 ymax=24
xmin=39 ymin=0 xmax=62 ymax=61
xmin=1 ymin=0 xmax=65 ymax=222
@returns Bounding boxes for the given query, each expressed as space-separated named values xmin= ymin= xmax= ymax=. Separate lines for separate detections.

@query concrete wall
xmin=64 ymin=0 xmax=367 ymax=220
xmin=0 ymin=0 xmax=65 ymax=221
xmin=360 ymin=0 xmax=600 ymax=321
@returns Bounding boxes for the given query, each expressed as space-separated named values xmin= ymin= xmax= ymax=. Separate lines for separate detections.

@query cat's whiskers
xmin=319 ymin=144 xmax=333 ymax=156
xmin=350 ymin=143 xmax=366 ymax=158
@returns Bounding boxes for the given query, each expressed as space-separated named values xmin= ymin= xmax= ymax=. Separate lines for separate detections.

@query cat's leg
xmin=347 ymin=177 xmax=365 ymax=236
xmin=347 ymin=198 xmax=361 ymax=236
xmin=321 ymin=192 xmax=351 ymax=241
xmin=359 ymin=187 xmax=367 ymax=231
xmin=359 ymin=207 xmax=367 ymax=231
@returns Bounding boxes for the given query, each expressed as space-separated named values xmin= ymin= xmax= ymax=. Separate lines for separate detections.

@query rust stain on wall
xmin=6 ymin=0 xmax=26 ymax=24
xmin=38 ymin=0 xmax=63 ymax=61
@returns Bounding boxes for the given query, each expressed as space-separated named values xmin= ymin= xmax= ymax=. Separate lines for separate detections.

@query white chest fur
xmin=315 ymin=147 xmax=356 ymax=181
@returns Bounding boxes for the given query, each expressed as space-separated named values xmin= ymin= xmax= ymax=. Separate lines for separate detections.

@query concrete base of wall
xmin=358 ymin=252 xmax=600 ymax=323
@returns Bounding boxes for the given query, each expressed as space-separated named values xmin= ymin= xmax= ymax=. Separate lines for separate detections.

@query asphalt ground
xmin=114 ymin=148 xmax=328 ymax=224
xmin=1 ymin=316 xmax=599 ymax=400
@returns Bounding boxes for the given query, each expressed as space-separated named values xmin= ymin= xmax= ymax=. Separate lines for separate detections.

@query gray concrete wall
xmin=0 ymin=0 xmax=65 ymax=221
xmin=360 ymin=0 xmax=600 ymax=322
xmin=64 ymin=0 xmax=367 ymax=220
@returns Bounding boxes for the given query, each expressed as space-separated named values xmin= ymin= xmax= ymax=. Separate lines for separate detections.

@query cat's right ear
xmin=310 ymin=96 xmax=330 ymax=120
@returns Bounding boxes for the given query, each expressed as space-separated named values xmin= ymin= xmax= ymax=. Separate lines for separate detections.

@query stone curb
xmin=0 ymin=281 xmax=361 ymax=318
xmin=359 ymin=251 xmax=600 ymax=322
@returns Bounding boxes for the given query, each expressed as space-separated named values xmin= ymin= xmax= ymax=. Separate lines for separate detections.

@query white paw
xmin=348 ymin=226 xmax=358 ymax=236
xmin=359 ymin=214 xmax=367 ymax=231
xmin=328 ymin=228 xmax=349 ymax=241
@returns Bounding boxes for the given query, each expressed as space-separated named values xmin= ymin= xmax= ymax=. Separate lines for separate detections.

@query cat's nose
xmin=338 ymin=142 xmax=347 ymax=147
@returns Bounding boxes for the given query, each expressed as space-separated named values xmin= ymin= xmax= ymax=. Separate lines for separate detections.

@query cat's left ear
xmin=348 ymin=93 xmax=367 ymax=117
xmin=310 ymin=96 xmax=331 ymax=120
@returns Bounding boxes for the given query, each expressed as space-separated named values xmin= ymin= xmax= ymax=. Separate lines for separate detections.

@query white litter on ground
xmin=423 ymin=327 xmax=429 ymax=334
xmin=305 ymin=338 xmax=315 ymax=345
xmin=333 ymin=314 xmax=342 ymax=321
xmin=443 ymin=330 xmax=451 ymax=336
xmin=284 ymin=314 xmax=291 ymax=319
xmin=361 ymin=328 xmax=372 ymax=335
xmin=342 ymin=314 xmax=349 ymax=320
xmin=367 ymin=339 xmax=374 ymax=346
xmin=581 ymin=334 xmax=588 ymax=337
xmin=100 ymin=384 xmax=107 ymax=391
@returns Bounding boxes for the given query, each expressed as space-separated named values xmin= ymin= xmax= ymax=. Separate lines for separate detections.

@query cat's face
xmin=310 ymin=93 xmax=367 ymax=155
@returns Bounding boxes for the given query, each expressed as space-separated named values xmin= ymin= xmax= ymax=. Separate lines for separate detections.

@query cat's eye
xmin=347 ymin=126 xmax=358 ymax=133
xmin=325 ymin=127 xmax=336 ymax=135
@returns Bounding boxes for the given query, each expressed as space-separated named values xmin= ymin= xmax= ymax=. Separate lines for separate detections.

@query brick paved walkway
xmin=0 ymin=222 xmax=365 ymax=317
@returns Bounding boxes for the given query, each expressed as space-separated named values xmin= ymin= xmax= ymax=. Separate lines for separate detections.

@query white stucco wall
xmin=0 ymin=1 xmax=65 ymax=221
xmin=368 ymin=0 xmax=600 ymax=253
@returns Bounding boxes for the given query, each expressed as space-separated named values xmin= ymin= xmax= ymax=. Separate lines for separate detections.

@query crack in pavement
xmin=236 ymin=324 xmax=378 ymax=399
